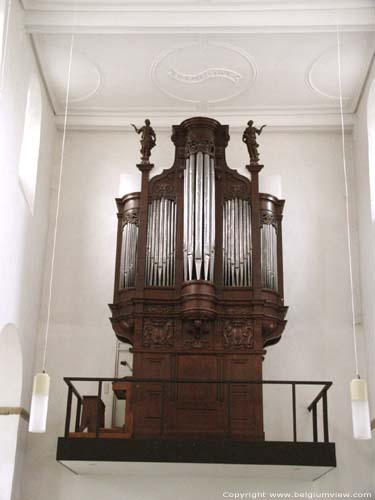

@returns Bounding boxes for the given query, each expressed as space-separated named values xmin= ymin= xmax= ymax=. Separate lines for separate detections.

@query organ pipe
xmin=183 ymin=152 xmax=216 ymax=281
xmin=145 ymin=197 xmax=177 ymax=286
xmin=223 ymin=198 xmax=252 ymax=287
xmin=121 ymin=220 xmax=139 ymax=288
xmin=261 ymin=220 xmax=278 ymax=291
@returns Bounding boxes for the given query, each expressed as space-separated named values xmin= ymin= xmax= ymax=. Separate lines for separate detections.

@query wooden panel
xmin=132 ymin=354 xmax=171 ymax=436
xmin=164 ymin=355 xmax=226 ymax=434
xmin=225 ymin=355 xmax=264 ymax=439
xmin=138 ymin=354 xmax=170 ymax=378
xmin=177 ymin=355 xmax=217 ymax=401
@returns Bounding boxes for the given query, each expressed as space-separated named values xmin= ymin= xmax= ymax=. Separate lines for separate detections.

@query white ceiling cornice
xmin=54 ymin=109 xmax=354 ymax=133
xmin=21 ymin=0 xmax=375 ymax=12
xmin=24 ymin=3 xmax=375 ymax=35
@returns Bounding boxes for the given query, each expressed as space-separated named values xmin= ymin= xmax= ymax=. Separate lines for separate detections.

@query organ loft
xmin=109 ymin=116 xmax=288 ymax=440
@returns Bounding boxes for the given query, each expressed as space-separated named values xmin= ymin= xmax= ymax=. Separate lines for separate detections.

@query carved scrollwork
xmin=149 ymin=173 xmax=176 ymax=200
xmin=223 ymin=319 xmax=254 ymax=349
xmin=223 ymin=172 xmax=250 ymax=200
xmin=184 ymin=320 xmax=210 ymax=349
xmin=152 ymin=183 xmax=175 ymax=200
xmin=185 ymin=139 xmax=215 ymax=158
xmin=260 ymin=210 xmax=277 ymax=227
xmin=123 ymin=209 xmax=139 ymax=226
xmin=143 ymin=319 xmax=174 ymax=348
xmin=223 ymin=183 xmax=250 ymax=200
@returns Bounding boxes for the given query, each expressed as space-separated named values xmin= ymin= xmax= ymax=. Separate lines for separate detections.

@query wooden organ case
xmin=110 ymin=117 xmax=288 ymax=441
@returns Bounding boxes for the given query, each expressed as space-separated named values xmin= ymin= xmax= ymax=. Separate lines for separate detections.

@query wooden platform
xmin=57 ymin=436 xmax=336 ymax=479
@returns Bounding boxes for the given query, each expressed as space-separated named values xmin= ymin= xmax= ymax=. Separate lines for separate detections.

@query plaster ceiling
xmin=27 ymin=0 xmax=375 ymax=129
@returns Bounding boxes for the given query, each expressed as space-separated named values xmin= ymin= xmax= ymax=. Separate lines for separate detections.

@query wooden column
xmin=113 ymin=199 xmax=124 ymax=303
xmin=276 ymin=199 xmax=285 ymax=300
xmin=135 ymin=163 xmax=153 ymax=294
xmin=247 ymin=163 xmax=263 ymax=296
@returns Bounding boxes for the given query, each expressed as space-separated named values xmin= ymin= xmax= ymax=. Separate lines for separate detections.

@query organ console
xmin=109 ymin=116 xmax=288 ymax=440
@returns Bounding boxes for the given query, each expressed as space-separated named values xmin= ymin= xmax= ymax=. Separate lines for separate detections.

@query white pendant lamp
xmin=350 ymin=378 xmax=372 ymax=440
xmin=29 ymin=29 xmax=75 ymax=433
xmin=29 ymin=372 xmax=50 ymax=433
xmin=336 ymin=24 xmax=372 ymax=440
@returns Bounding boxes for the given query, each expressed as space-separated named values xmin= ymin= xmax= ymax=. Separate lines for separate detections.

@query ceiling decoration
xmin=38 ymin=44 xmax=102 ymax=107
xmin=150 ymin=41 xmax=258 ymax=105
xmin=306 ymin=44 xmax=367 ymax=102
xmin=167 ymin=67 xmax=242 ymax=85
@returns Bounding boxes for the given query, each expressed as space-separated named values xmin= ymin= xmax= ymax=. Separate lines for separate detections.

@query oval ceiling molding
xmin=43 ymin=45 xmax=102 ymax=105
xmin=306 ymin=44 xmax=361 ymax=101
xmin=150 ymin=41 xmax=258 ymax=104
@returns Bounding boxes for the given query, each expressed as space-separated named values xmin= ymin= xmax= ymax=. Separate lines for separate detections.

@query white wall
xmin=0 ymin=324 xmax=22 ymax=500
xmin=0 ymin=0 xmax=57 ymax=497
xmin=352 ymin=58 xmax=375 ymax=495
xmin=20 ymin=126 xmax=373 ymax=499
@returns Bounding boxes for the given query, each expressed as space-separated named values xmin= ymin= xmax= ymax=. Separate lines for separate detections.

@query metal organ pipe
xmin=183 ymin=152 xmax=216 ymax=282
xmin=145 ymin=197 xmax=177 ymax=287
xmin=121 ymin=217 xmax=139 ymax=288
xmin=222 ymin=198 xmax=252 ymax=287
xmin=260 ymin=219 xmax=278 ymax=291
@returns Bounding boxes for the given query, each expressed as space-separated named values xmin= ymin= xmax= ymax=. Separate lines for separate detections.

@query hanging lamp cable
xmin=41 ymin=29 xmax=75 ymax=372
xmin=336 ymin=23 xmax=360 ymax=378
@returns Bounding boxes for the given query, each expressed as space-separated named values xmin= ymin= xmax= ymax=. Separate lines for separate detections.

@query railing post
xmin=161 ymin=381 xmax=166 ymax=435
xmin=226 ymin=383 xmax=231 ymax=436
xmin=312 ymin=404 xmax=318 ymax=442
xmin=96 ymin=381 xmax=102 ymax=438
xmin=64 ymin=386 xmax=73 ymax=438
xmin=75 ymin=398 xmax=82 ymax=432
xmin=292 ymin=383 xmax=297 ymax=442
xmin=322 ymin=390 xmax=329 ymax=443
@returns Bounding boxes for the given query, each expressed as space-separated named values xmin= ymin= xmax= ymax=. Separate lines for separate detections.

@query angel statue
xmin=131 ymin=119 xmax=156 ymax=163
xmin=242 ymin=120 xmax=266 ymax=165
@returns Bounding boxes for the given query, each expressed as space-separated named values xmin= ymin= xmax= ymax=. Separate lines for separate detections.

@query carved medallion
xmin=143 ymin=319 xmax=174 ymax=348
xmin=223 ymin=320 xmax=254 ymax=349
xmin=184 ymin=320 xmax=210 ymax=349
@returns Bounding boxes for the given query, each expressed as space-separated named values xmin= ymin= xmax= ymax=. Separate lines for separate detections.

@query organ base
xmin=130 ymin=350 xmax=265 ymax=440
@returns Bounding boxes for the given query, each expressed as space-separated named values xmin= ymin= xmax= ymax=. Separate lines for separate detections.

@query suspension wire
xmin=0 ymin=0 xmax=13 ymax=91
xmin=336 ymin=23 xmax=360 ymax=378
xmin=42 ymin=28 xmax=75 ymax=372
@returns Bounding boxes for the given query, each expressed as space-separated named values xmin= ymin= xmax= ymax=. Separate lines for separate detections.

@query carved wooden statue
xmin=110 ymin=117 xmax=287 ymax=441
xmin=242 ymin=120 xmax=266 ymax=165
xmin=131 ymin=119 xmax=156 ymax=163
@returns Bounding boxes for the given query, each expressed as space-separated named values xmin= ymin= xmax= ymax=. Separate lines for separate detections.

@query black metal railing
xmin=63 ymin=377 xmax=332 ymax=443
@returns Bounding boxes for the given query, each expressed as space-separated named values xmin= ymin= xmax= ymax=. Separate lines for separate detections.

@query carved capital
xmin=260 ymin=210 xmax=277 ymax=227
xmin=123 ymin=208 xmax=139 ymax=227
xmin=246 ymin=163 xmax=264 ymax=175
xmin=185 ymin=139 xmax=215 ymax=158
xmin=137 ymin=163 xmax=154 ymax=174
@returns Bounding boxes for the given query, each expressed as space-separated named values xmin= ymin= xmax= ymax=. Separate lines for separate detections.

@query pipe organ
xmin=110 ymin=117 xmax=288 ymax=440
